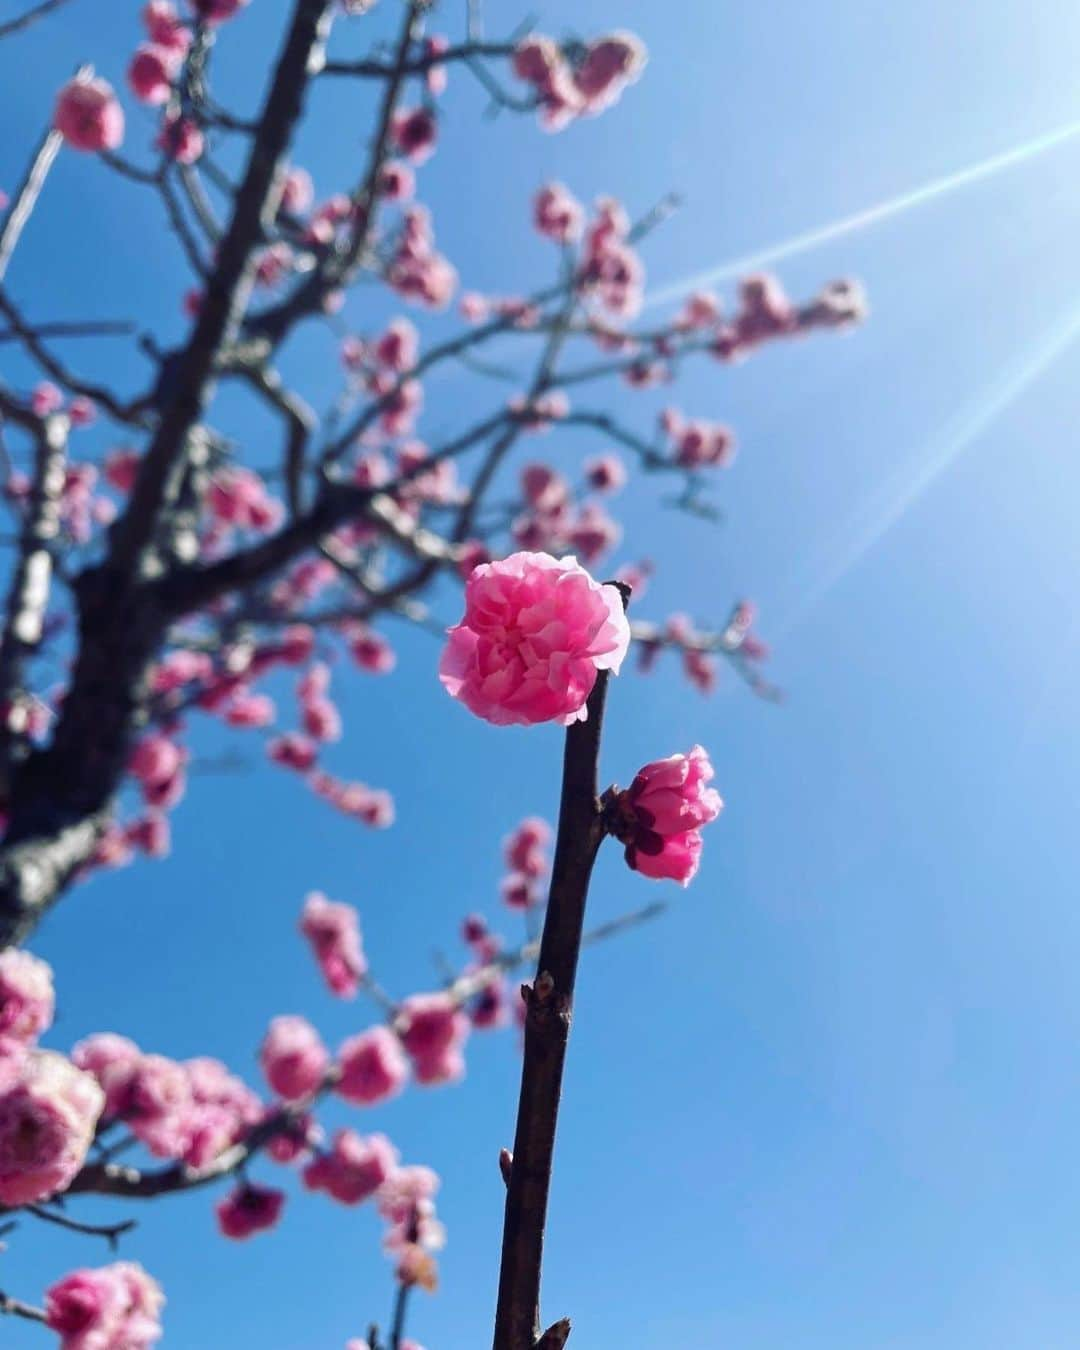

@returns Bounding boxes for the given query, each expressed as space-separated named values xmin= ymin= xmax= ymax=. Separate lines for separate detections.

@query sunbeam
xmin=778 ymin=296 xmax=1080 ymax=633
xmin=646 ymin=119 xmax=1080 ymax=309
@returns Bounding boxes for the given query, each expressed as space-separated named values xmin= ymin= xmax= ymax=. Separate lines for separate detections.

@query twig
xmin=0 ymin=1289 xmax=46 ymax=1324
xmin=26 ymin=1203 xmax=136 ymax=1249
xmin=0 ymin=0 xmax=71 ymax=41
xmin=0 ymin=123 xmax=64 ymax=283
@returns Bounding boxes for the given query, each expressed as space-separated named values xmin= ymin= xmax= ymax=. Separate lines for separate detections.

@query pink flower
xmin=127 ymin=43 xmax=179 ymax=104
xmin=260 ymin=1016 xmax=328 ymax=1102
xmin=216 ymin=1183 xmax=286 ymax=1240
xmin=336 ymin=1026 xmax=409 ymax=1106
xmin=303 ymin=1129 xmax=398 ymax=1204
xmin=190 ymin=0 xmax=249 ymax=20
xmin=143 ymin=1 xmax=190 ymax=52
xmin=267 ymin=732 xmax=318 ymax=772
xmin=504 ymin=816 xmax=550 ymax=877
xmin=223 ymin=689 xmax=275 ymax=727
xmin=501 ymin=873 xmax=537 ymax=910
xmin=68 ymin=396 xmax=97 ymax=427
xmin=379 ymin=160 xmax=415 ymax=202
xmin=302 ymin=695 xmax=342 ymax=743
xmin=54 ymin=77 xmax=124 ymax=153
xmin=46 ymin=1260 xmax=165 ymax=1349
xmin=300 ymin=892 xmax=367 ymax=998
xmin=45 ymin=1266 xmax=127 ymax=1347
xmin=126 ymin=812 xmax=171 ymax=859
xmin=31 ymin=381 xmax=63 ymax=416
xmin=0 ymin=949 xmax=54 ymax=1043
xmin=396 ymin=993 xmax=469 ymax=1086
xmin=390 ymin=107 xmax=438 ymax=164
xmin=374 ymin=318 xmax=418 ymax=372
xmin=348 ymin=626 xmax=396 ymax=674
xmin=613 ymin=745 xmax=723 ymax=886
xmin=585 ymin=455 xmax=627 ymax=493
xmin=156 ymin=114 xmax=204 ymax=165
xmin=104 ymin=448 xmax=140 ymax=493
xmin=280 ymin=165 xmax=314 ymax=214
xmin=533 ymin=182 xmax=584 ymax=244
xmin=439 ymin=551 xmax=630 ymax=727
xmin=70 ymin=1033 xmax=141 ymax=1118
xmin=573 ymin=32 xmax=647 ymax=113
xmin=0 ymin=1050 xmax=104 ymax=1205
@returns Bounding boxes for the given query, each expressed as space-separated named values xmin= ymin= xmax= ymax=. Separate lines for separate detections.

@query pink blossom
xmin=396 ymin=993 xmax=469 ymax=1085
xmin=260 ymin=1015 xmax=328 ymax=1102
xmin=684 ymin=649 xmax=718 ymax=694
xmin=216 ymin=1183 xmax=286 ymax=1240
xmin=390 ymin=107 xmax=438 ymax=164
xmin=303 ymin=1128 xmax=398 ymax=1204
xmin=568 ymin=502 xmax=621 ymax=564
xmin=585 ymin=455 xmax=627 ymax=493
xmin=300 ymin=892 xmax=367 ymax=998
xmin=127 ymin=44 xmax=179 ymax=104
xmin=223 ymin=689 xmax=275 ymax=727
xmin=533 ymin=182 xmax=584 ymax=244
xmin=44 ymin=1261 xmax=162 ymax=1349
xmin=104 ymin=448 xmax=140 ymax=493
xmin=126 ymin=811 xmax=171 ymax=859
xmin=44 ymin=1266 xmax=127 ymax=1347
xmin=302 ymin=695 xmax=342 ymax=743
xmin=31 ymin=381 xmax=63 ymax=417
xmin=0 ymin=949 xmax=54 ymax=1043
xmin=71 ymin=1033 xmax=141 ymax=1118
xmin=143 ymin=1 xmax=190 ymax=52
xmin=615 ymin=558 xmax=652 ymax=599
xmin=156 ymin=113 xmax=203 ymax=164
xmin=336 ymin=1026 xmax=410 ymax=1106
xmin=54 ymin=77 xmax=124 ymax=153
xmin=504 ymin=816 xmax=550 ymax=878
xmin=190 ymin=0 xmax=249 ymax=21
xmin=68 ymin=396 xmax=97 ymax=427
xmin=123 ymin=1053 xmax=192 ymax=1157
xmin=379 ymin=159 xmax=415 ymax=202
xmin=280 ymin=165 xmax=314 ymax=214
xmin=440 ymin=551 xmax=629 ymax=727
xmin=348 ymin=626 xmax=396 ymax=674
xmin=267 ymin=732 xmax=318 ymax=772
xmin=0 ymin=1050 xmax=104 ymax=1204
xmin=500 ymin=873 xmax=536 ymax=910
xmin=374 ymin=318 xmax=419 ymax=372
xmin=456 ymin=539 xmax=490 ymax=579
xmin=573 ymin=32 xmax=647 ymax=113
xmin=613 ymin=745 xmax=723 ymax=886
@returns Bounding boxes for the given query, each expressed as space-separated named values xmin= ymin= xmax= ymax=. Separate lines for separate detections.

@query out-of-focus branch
xmin=0 ymin=319 xmax=134 ymax=343
xmin=322 ymin=40 xmax=515 ymax=78
xmin=0 ymin=1289 xmax=45 ymax=1324
xmin=0 ymin=123 xmax=63 ymax=283
xmin=0 ymin=0 xmax=71 ymax=42
xmin=0 ymin=411 xmax=68 ymax=748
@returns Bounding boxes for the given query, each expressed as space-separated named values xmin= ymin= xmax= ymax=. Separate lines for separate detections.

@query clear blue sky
xmin=4 ymin=1 xmax=1080 ymax=1346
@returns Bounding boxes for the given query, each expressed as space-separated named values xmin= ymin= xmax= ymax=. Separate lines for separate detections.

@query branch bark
xmin=492 ymin=617 xmax=623 ymax=1348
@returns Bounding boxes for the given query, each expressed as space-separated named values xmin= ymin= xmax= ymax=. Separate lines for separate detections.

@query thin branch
xmin=25 ymin=1203 xmax=136 ymax=1249
xmin=0 ymin=123 xmax=64 ymax=283
xmin=0 ymin=0 xmax=71 ymax=41
xmin=493 ymin=588 xmax=626 ymax=1349
xmin=321 ymin=40 xmax=515 ymax=78
xmin=0 ymin=319 xmax=135 ymax=343
xmin=0 ymin=1290 xmax=46 ymax=1324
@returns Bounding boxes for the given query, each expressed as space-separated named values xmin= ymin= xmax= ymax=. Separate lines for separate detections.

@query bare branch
xmin=0 ymin=0 xmax=72 ymax=42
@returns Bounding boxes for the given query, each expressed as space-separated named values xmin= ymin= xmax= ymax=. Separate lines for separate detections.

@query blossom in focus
xmin=610 ymin=745 xmax=723 ymax=886
xmin=439 ymin=551 xmax=630 ymax=727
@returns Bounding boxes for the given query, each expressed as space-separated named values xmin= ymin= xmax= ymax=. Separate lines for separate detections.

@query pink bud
xmin=336 ymin=1026 xmax=409 ymax=1106
xmin=54 ymin=76 xmax=125 ymax=153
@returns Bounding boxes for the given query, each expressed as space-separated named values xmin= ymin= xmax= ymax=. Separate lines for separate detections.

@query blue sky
xmin=4 ymin=0 xmax=1080 ymax=1346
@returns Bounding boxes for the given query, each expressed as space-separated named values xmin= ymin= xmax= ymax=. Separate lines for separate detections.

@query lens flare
xmin=779 ymin=298 xmax=1080 ymax=632
xmin=646 ymin=120 xmax=1080 ymax=309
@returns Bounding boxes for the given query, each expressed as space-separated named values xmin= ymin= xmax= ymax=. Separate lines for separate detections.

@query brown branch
xmin=110 ymin=0 xmax=335 ymax=572
xmin=493 ymin=590 xmax=626 ymax=1349
xmin=0 ymin=0 xmax=71 ymax=41
xmin=0 ymin=1290 xmax=45 ymax=1324
xmin=25 ymin=1203 xmax=136 ymax=1249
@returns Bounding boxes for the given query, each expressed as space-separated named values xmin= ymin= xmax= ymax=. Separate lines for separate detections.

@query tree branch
xmin=492 ymin=589 xmax=625 ymax=1349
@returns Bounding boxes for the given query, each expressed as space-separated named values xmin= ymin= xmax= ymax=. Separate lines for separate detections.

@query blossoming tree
xmin=0 ymin=1 xmax=864 ymax=1346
